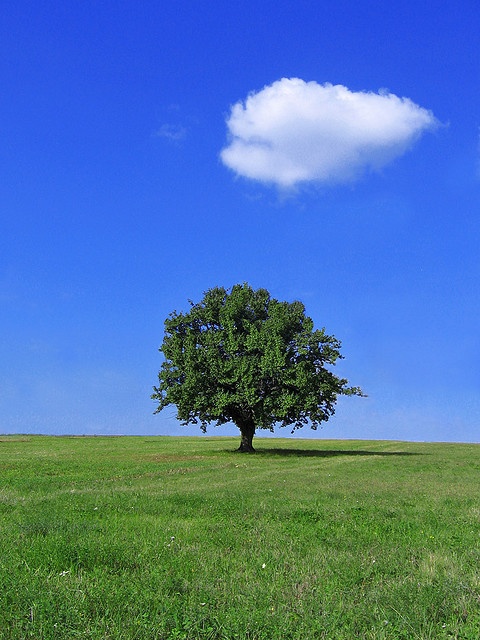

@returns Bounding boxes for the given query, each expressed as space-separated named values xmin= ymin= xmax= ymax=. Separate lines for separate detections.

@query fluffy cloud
xmin=220 ymin=78 xmax=438 ymax=188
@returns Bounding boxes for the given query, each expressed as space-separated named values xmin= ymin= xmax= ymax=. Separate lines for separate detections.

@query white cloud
xmin=220 ymin=78 xmax=438 ymax=188
xmin=155 ymin=123 xmax=187 ymax=142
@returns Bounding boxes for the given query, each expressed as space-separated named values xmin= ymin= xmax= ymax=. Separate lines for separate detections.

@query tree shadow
xmin=253 ymin=448 xmax=424 ymax=458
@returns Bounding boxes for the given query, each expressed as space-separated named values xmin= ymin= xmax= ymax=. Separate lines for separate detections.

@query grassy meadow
xmin=0 ymin=435 xmax=479 ymax=639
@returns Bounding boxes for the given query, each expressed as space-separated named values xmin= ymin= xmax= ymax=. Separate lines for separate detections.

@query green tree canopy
xmin=152 ymin=284 xmax=363 ymax=451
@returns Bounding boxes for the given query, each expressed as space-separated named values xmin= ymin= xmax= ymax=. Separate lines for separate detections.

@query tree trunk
xmin=236 ymin=420 xmax=256 ymax=453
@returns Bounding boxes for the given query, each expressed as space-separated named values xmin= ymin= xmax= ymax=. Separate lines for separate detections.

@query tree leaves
xmin=152 ymin=283 xmax=363 ymax=435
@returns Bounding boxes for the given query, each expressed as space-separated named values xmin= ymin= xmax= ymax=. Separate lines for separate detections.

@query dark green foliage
xmin=152 ymin=284 xmax=363 ymax=449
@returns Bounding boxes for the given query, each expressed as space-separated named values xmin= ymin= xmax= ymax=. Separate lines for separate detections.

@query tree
xmin=152 ymin=284 xmax=364 ymax=452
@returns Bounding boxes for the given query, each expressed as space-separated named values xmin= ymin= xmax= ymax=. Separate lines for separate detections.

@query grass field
xmin=0 ymin=435 xmax=479 ymax=639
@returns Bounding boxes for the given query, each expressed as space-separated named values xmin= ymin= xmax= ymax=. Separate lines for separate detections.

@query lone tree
xmin=152 ymin=284 xmax=363 ymax=452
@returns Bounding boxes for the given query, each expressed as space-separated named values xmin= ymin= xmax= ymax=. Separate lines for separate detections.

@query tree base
xmin=236 ymin=443 xmax=256 ymax=453
xmin=236 ymin=420 xmax=256 ymax=453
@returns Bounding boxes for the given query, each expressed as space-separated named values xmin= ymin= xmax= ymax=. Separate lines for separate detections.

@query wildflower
xmin=262 ymin=563 xmax=266 ymax=569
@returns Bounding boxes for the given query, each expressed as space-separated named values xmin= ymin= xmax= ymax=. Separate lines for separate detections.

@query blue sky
xmin=1 ymin=1 xmax=479 ymax=442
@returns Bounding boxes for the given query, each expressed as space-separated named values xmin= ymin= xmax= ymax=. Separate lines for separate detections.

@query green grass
xmin=0 ymin=435 xmax=479 ymax=639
